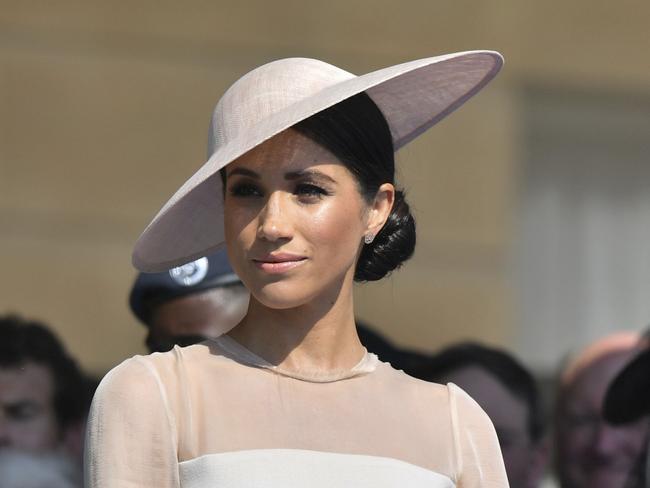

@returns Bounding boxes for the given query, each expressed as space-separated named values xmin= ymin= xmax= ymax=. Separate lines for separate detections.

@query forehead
xmin=228 ymin=128 xmax=340 ymax=173
xmin=0 ymin=362 xmax=55 ymax=404
xmin=566 ymin=351 xmax=635 ymax=407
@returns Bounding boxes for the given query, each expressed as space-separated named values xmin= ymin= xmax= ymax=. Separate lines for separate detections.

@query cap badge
xmin=169 ymin=257 xmax=209 ymax=286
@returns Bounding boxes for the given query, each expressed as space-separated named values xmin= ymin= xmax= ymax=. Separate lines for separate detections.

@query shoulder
xmin=377 ymin=373 xmax=502 ymax=481
xmin=93 ymin=344 xmax=207 ymax=402
xmin=374 ymin=360 xmax=453 ymax=406
xmin=95 ymin=340 xmax=243 ymax=403
xmin=375 ymin=363 xmax=492 ymax=420
xmin=445 ymin=382 xmax=494 ymax=429
xmin=442 ymin=384 xmax=507 ymax=484
xmin=92 ymin=355 xmax=163 ymax=411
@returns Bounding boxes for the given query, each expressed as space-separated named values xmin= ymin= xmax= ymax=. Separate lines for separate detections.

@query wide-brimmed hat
xmin=133 ymin=51 xmax=504 ymax=272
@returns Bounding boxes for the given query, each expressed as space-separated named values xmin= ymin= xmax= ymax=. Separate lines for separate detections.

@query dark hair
xmin=408 ymin=342 xmax=545 ymax=443
xmin=294 ymin=93 xmax=416 ymax=281
xmin=0 ymin=315 xmax=94 ymax=429
xmin=220 ymin=92 xmax=416 ymax=281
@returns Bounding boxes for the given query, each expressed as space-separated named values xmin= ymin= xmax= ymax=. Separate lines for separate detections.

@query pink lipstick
xmin=252 ymin=253 xmax=307 ymax=274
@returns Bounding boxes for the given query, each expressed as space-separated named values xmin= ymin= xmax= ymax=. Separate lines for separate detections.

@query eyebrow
xmin=227 ymin=167 xmax=336 ymax=184
xmin=285 ymin=169 xmax=336 ymax=184
xmin=227 ymin=167 xmax=259 ymax=179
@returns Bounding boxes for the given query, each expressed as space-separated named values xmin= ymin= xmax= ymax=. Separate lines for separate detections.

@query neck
xmin=226 ymin=273 xmax=365 ymax=373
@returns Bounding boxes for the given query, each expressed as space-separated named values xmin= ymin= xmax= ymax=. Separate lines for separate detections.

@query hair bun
xmin=355 ymin=190 xmax=416 ymax=282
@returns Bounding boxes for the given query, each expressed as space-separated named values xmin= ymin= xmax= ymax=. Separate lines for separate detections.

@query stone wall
xmin=1 ymin=1 xmax=647 ymax=373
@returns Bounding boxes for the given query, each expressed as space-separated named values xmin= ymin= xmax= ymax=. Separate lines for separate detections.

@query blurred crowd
xmin=3 ymin=249 xmax=650 ymax=487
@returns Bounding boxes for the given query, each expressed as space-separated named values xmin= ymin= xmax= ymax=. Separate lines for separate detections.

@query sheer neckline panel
xmin=208 ymin=334 xmax=379 ymax=383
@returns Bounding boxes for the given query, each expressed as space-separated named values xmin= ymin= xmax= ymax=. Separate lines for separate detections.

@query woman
xmin=86 ymin=52 xmax=508 ymax=487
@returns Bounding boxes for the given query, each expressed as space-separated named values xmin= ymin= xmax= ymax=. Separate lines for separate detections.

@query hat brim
xmin=604 ymin=348 xmax=650 ymax=424
xmin=133 ymin=51 xmax=503 ymax=272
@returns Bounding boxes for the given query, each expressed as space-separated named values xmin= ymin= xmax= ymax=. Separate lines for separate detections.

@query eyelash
xmin=295 ymin=183 xmax=329 ymax=198
xmin=229 ymin=182 xmax=262 ymax=198
xmin=228 ymin=182 xmax=330 ymax=201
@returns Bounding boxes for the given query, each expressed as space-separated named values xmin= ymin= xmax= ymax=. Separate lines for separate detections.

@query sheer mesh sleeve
xmin=448 ymin=383 xmax=509 ymax=487
xmin=84 ymin=357 xmax=180 ymax=488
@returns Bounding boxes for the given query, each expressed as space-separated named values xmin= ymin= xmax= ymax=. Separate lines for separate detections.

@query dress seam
xmin=447 ymin=383 xmax=462 ymax=483
xmin=172 ymin=346 xmax=197 ymax=459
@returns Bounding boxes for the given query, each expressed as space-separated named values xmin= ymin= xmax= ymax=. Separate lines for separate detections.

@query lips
xmin=252 ymin=253 xmax=307 ymax=274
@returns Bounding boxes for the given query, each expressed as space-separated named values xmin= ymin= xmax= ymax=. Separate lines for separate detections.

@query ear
xmin=365 ymin=183 xmax=395 ymax=238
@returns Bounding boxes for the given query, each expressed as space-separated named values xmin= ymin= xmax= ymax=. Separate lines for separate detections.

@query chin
xmin=249 ymin=281 xmax=317 ymax=310
xmin=239 ymin=262 xmax=352 ymax=311
xmin=251 ymin=291 xmax=310 ymax=310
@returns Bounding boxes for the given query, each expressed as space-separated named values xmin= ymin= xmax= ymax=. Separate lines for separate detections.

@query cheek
xmin=224 ymin=200 xmax=258 ymax=260
xmin=224 ymin=199 xmax=256 ymax=241
xmin=618 ymin=423 xmax=649 ymax=451
xmin=304 ymin=197 xmax=365 ymax=256
xmin=11 ymin=412 xmax=58 ymax=446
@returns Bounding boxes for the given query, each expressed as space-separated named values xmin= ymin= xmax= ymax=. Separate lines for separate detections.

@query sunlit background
xmin=1 ymin=1 xmax=649 ymax=377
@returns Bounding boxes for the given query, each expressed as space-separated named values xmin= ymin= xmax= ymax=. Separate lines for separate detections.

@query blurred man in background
xmin=409 ymin=342 xmax=547 ymax=488
xmin=0 ymin=315 xmax=93 ymax=464
xmin=555 ymin=332 xmax=648 ymax=488
xmin=603 ymin=331 xmax=650 ymax=488
xmin=130 ymin=249 xmax=249 ymax=353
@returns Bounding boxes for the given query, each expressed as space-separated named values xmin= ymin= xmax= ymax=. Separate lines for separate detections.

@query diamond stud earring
xmin=364 ymin=233 xmax=375 ymax=245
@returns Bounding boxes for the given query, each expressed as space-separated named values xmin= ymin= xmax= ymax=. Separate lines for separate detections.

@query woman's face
xmin=223 ymin=129 xmax=385 ymax=310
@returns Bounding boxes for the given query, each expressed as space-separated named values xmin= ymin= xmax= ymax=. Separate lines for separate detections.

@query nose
xmin=257 ymin=191 xmax=292 ymax=242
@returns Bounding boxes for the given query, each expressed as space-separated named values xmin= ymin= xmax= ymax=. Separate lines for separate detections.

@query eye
xmin=294 ymin=183 xmax=328 ymax=200
xmin=229 ymin=182 xmax=263 ymax=198
xmin=7 ymin=402 xmax=39 ymax=422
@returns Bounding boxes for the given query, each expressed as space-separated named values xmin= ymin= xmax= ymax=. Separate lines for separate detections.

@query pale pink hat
xmin=133 ymin=51 xmax=504 ymax=272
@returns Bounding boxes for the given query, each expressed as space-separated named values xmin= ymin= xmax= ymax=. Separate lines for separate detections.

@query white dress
xmin=85 ymin=335 xmax=509 ymax=487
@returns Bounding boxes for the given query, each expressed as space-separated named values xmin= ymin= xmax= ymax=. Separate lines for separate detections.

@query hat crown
xmin=207 ymin=58 xmax=355 ymax=156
